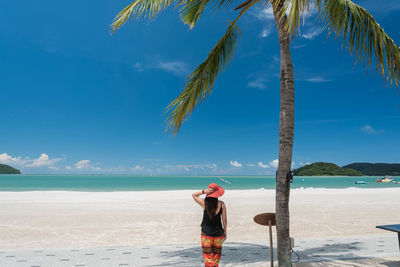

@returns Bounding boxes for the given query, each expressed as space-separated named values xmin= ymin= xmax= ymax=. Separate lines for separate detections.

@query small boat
xmin=376 ymin=175 xmax=393 ymax=183
xmin=354 ymin=180 xmax=366 ymax=184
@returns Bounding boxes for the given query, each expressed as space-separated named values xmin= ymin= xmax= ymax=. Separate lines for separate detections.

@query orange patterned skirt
xmin=201 ymin=233 xmax=225 ymax=267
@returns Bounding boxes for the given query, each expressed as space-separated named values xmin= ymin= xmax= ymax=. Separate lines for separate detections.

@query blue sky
xmin=1 ymin=0 xmax=399 ymax=175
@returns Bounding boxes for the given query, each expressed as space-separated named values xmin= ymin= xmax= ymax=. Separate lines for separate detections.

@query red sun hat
xmin=206 ymin=183 xmax=225 ymax=198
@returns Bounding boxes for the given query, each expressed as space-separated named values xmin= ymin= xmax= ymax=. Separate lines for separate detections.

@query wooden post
xmin=253 ymin=213 xmax=276 ymax=267
xmin=269 ymin=220 xmax=273 ymax=267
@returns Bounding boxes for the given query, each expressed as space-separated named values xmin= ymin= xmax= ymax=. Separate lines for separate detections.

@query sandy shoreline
xmin=0 ymin=188 xmax=399 ymax=249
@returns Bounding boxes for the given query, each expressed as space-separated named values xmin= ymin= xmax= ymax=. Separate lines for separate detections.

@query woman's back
xmin=201 ymin=202 xmax=224 ymax=236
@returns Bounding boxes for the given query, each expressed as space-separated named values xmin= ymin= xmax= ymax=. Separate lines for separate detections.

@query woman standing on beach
xmin=192 ymin=183 xmax=227 ymax=267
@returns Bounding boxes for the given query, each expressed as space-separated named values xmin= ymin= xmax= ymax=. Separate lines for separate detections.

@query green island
xmin=342 ymin=163 xmax=400 ymax=176
xmin=0 ymin=164 xmax=21 ymax=174
xmin=293 ymin=162 xmax=362 ymax=176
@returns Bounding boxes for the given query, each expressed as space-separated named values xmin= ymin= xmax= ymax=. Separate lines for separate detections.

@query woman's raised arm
xmin=192 ymin=188 xmax=214 ymax=208
xmin=192 ymin=191 xmax=205 ymax=208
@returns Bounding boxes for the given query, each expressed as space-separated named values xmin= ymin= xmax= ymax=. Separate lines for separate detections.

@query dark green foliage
xmin=0 ymin=164 xmax=21 ymax=174
xmin=343 ymin=163 xmax=400 ymax=176
xmin=293 ymin=162 xmax=362 ymax=176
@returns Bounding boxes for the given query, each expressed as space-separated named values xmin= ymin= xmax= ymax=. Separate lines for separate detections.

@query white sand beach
xmin=0 ymin=188 xmax=399 ymax=250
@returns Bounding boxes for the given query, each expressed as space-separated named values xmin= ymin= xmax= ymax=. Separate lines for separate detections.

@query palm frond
xmin=179 ymin=0 xmax=212 ymax=29
xmin=179 ymin=0 xmax=235 ymax=29
xmin=165 ymin=0 xmax=261 ymax=134
xmin=316 ymin=0 xmax=400 ymax=85
xmin=285 ymin=0 xmax=310 ymax=37
xmin=165 ymin=24 xmax=240 ymax=134
xmin=268 ymin=0 xmax=312 ymax=37
xmin=111 ymin=0 xmax=177 ymax=33
xmin=234 ymin=0 xmax=258 ymax=10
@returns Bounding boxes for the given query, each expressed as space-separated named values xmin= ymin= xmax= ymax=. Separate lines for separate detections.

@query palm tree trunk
xmin=272 ymin=0 xmax=295 ymax=266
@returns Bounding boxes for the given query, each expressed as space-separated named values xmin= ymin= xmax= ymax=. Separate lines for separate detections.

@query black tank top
xmin=201 ymin=204 xmax=224 ymax=236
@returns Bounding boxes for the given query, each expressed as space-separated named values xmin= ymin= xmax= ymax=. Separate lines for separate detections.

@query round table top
xmin=253 ymin=213 xmax=276 ymax=226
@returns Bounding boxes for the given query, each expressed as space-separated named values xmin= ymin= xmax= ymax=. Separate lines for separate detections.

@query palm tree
xmin=111 ymin=0 xmax=400 ymax=265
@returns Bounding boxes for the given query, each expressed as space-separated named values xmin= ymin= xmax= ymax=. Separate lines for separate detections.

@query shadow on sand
xmin=151 ymin=241 xmax=399 ymax=266
xmin=381 ymin=261 xmax=400 ymax=267
xmin=150 ymin=242 xmax=267 ymax=266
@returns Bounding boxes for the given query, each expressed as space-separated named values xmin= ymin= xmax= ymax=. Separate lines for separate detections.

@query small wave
xmin=255 ymin=187 xmax=272 ymax=191
xmin=293 ymin=187 xmax=314 ymax=190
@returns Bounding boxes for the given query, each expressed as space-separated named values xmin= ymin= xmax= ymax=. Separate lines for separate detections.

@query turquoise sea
xmin=0 ymin=175 xmax=399 ymax=191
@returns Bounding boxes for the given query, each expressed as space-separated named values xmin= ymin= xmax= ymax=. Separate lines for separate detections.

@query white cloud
xmin=248 ymin=78 xmax=267 ymax=89
xmin=65 ymin=166 xmax=72 ymax=170
xmin=133 ymin=62 xmax=144 ymax=72
xmin=250 ymin=5 xmax=275 ymax=38
xmin=165 ymin=163 xmax=217 ymax=170
xmin=260 ymin=23 xmax=274 ymax=38
xmin=292 ymin=44 xmax=308 ymax=49
xmin=0 ymin=153 xmax=63 ymax=168
xmin=260 ymin=28 xmax=270 ymax=38
xmin=49 ymin=166 xmax=60 ymax=170
xmin=157 ymin=61 xmax=189 ymax=76
xmin=251 ymin=3 xmax=321 ymax=40
xmin=253 ymin=6 xmax=274 ymax=20
xmin=28 ymin=153 xmax=63 ymax=167
xmin=179 ymin=163 xmax=217 ymax=169
xmin=130 ymin=165 xmax=144 ymax=171
xmin=0 ymin=153 xmax=28 ymax=166
xmin=75 ymin=160 xmax=101 ymax=171
xmin=361 ymin=125 xmax=384 ymax=134
xmin=210 ymin=163 xmax=218 ymax=169
xmin=258 ymin=162 xmax=270 ymax=169
xmin=75 ymin=160 xmax=91 ymax=169
xmin=268 ymin=159 xmax=295 ymax=168
xmin=131 ymin=59 xmax=189 ymax=77
xmin=100 ymin=166 xmax=127 ymax=173
xmin=252 ymin=2 xmax=303 ymax=21
xmin=305 ymin=76 xmax=332 ymax=83
xmin=270 ymin=159 xmax=279 ymax=168
xmin=230 ymin=160 xmax=242 ymax=168
xmin=272 ymin=55 xmax=280 ymax=63
xmin=247 ymin=163 xmax=256 ymax=167
xmin=163 ymin=163 xmax=218 ymax=174
xmin=301 ymin=25 xmax=324 ymax=40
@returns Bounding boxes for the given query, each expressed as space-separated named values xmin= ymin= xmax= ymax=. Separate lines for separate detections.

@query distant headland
xmin=293 ymin=162 xmax=362 ymax=176
xmin=0 ymin=164 xmax=21 ymax=174
xmin=342 ymin=163 xmax=400 ymax=176
xmin=293 ymin=162 xmax=400 ymax=176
